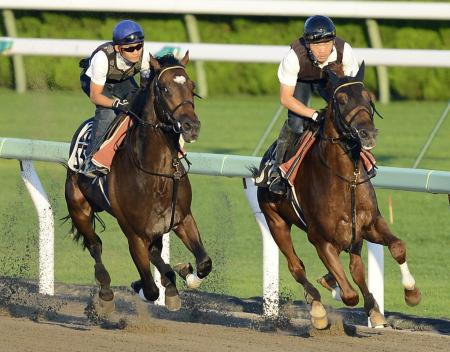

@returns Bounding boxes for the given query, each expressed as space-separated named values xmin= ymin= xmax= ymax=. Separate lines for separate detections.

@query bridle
xmin=154 ymin=65 xmax=197 ymax=134
xmin=128 ymin=65 xmax=198 ymax=134
xmin=319 ymin=80 xmax=379 ymax=252
xmin=124 ymin=64 xmax=199 ymax=233
xmin=330 ymin=81 xmax=375 ymax=142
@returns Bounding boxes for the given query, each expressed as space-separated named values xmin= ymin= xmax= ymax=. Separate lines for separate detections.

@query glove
xmin=311 ymin=110 xmax=326 ymax=124
xmin=112 ymin=98 xmax=129 ymax=112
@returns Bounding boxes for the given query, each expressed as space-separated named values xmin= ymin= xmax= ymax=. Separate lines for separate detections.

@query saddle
xmin=67 ymin=114 xmax=132 ymax=174
xmin=255 ymin=129 xmax=318 ymax=189
xmin=67 ymin=116 xmax=131 ymax=213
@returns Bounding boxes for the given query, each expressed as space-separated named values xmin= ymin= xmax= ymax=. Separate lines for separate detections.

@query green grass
xmin=1 ymin=88 xmax=450 ymax=319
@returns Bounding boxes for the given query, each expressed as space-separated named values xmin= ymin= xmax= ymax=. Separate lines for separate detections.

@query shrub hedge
xmin=0 ymin=12 xmax=448 ymax=99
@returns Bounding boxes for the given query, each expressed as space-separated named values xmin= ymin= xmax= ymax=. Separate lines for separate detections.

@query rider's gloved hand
xmin=112 ymin=98 xmax=129 ymax=112
xmin=311 ymin=110 xmax=326 ymax=124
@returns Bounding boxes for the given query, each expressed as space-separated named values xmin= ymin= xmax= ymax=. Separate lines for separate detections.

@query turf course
xmin=1 ymin=88 xmax=449 ymax=319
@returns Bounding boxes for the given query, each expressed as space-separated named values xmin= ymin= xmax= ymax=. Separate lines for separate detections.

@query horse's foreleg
xmin=314 ymin=239 xmax=359 ymax=307
xmin=128 ymin=235 xmax=159 ymax=302
xmin=263 ymin=210 xmax=328 ymax=330
xmin=349 ymin=241 xmax=387 ymax=328
xmin=365 ymin=216 xmax=421 ymax=307
xmin=65 ymin=179 xmax=114 ymax=307
xmin=149 ymin=236 xmax=181 ymax=311
xmin=173 ymin=213 xmax=212 ymax=288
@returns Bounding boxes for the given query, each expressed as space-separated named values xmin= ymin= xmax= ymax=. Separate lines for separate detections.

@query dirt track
xmin=1 ymin=278 xmax=449 ymax=352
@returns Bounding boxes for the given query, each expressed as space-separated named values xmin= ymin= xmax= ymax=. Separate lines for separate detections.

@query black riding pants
xmin=275 ymin=80 xmax=327 ymax=164
xmin=80 ymin=74 xmax=138 ymax=157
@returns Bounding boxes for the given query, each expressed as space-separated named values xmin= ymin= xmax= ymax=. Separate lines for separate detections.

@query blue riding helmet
xmin=303 ymin=15 xmax=336 ymax=44
xmin=112 ymin=20 xmax=144 ymax=45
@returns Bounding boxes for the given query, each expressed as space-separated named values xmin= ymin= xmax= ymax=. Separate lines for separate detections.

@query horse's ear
xmin=355 ymin=61 xmax=365 ymax=82
xmin=149 ymin=54 xmax=161 ymax=71
xmin=180 ymin=51 xmax=189 ymax=66
xmin=326 ymin=66 xmax=340 ymax=88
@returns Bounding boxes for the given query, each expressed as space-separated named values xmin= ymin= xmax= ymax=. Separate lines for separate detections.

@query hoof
xmin=131 ymin=280 xmax=143 ymax=294
xmin=173 ymin=263 xmax=193 ymax=280
xmin=97 ymin=296 xmax=115 ymax=316
xmin=165 ymin=294 xmax=182 ymax=311
xmin=404 ymin=287 xmax=421 ymax=307
xmin=369 ymin=309 xmax=387 ymax=328
xmin=317 ymin=273 xmax=337 ymax=292
xmin=310 ymin=301 xmax=328 ymax=330
xmin=99 ymin=288 xmax=114 ymax=302
xmin=317 ymin=274 xmax=342 ymax=302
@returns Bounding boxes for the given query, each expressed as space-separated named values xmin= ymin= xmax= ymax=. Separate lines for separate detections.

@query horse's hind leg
xmin=348 ymin=241 xmax=387 ymax=328
xmin=149 ymin=236 xmax=181 ymax=311
xmin=65 ymin=177 xmax=114 ymax=312
xmin=365 ymin=216 xmax=421 ymax=307
xmin=172 ymin=213 xmax=212 ymax=289
xmin=262 ymin=208 xmax=328 ymax=330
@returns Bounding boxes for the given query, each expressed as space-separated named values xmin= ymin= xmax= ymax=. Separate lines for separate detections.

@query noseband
xmin=331 ymin=81 xmax=374 ymax=142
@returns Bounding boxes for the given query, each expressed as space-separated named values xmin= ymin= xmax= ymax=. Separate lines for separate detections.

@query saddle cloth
xmin=67 ymin=116 xmax=133 ymax=173
xmin=67 ymin=119 xmax=93 ymax=172
xmin=91 ymin=116 xmax=133 ymax=171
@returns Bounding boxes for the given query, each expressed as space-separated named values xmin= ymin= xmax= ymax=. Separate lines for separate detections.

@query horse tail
xmin=60 ymin=213 xmax=106 ymax=249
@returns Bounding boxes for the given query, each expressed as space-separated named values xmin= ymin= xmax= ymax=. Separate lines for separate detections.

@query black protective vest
xmin=290 ymin=36 xmax=345 ymax=82
xmin=79 ymin=42 xmax=142 ymax=83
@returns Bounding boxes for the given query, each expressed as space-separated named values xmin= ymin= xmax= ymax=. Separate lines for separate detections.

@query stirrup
xmin=269 ymin=176 xmax=287 ymax=196
xmin=80 ymin=161 xmax=107 ymax=178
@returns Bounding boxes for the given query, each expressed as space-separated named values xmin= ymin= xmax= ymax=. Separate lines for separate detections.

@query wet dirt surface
xmin=1 ymin=277 xmax=449 ymax=352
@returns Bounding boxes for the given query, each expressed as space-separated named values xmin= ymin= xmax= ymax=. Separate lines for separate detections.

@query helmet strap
xmin=307 ymin=48 xmax=320 ymax=67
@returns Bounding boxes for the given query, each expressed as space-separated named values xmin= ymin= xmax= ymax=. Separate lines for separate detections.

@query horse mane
xmin=326 ymin=62 xmax=345 ymax=78
xmin=128 ymin=54 xmax=182 ymax=115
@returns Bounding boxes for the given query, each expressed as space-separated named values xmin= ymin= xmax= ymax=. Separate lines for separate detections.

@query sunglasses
xmin=120 ymin=43 xmax=143 ymax=53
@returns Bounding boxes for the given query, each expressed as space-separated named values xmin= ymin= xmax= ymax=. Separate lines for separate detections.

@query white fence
xmin=1 ymin=0 xmax=450 ymax=20
xmin=2 ymin=37 xmax=450 ymax=67
xmin=2 ymin=138 xmax=450 ymax=319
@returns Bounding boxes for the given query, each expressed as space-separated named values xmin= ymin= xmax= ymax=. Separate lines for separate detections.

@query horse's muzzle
xmin=180 ymin=116 xmax=201 ymax=143
xmin=358 ymin=128 xmax=378 ymax=150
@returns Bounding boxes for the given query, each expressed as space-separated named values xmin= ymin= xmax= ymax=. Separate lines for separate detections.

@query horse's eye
xmin=162 ymin=87 xmax=169 ymax=94
xmin=336 ymin=92 xmax=348 ymax=105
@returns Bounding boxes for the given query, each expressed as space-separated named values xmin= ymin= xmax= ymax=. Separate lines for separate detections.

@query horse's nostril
xmin=360 ymin=130 xmax=368 ymax=138
xmin=182 ymin=122 xmax=192 ymax=132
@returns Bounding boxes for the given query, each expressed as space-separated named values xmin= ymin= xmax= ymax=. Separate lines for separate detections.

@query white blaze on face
xmin=173 ymin=75 xmax=186 ymax=85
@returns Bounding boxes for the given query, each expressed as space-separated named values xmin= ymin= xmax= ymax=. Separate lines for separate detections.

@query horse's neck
xmin=320 ymin=109 xmax=358 ymax=174
xmin=135 ymin=97 xmax=179 ymax=171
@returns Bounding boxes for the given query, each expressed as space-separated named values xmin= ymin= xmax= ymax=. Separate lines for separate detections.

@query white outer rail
xmin=1 ymin=1 xmax=449 ymax=20
xmin=1 ymin=38 xmax=450 ymax=68
xmin=243 ymin=178 xmax=279 ymax=317
xmin=19 ymin=160 xmax=54 ymax=296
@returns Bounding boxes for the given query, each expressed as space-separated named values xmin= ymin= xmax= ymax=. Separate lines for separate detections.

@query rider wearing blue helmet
xmin=79 ymin=20 xmax=150 ymax=177
xmin=269 ymin=15 xmax=360 ymax=195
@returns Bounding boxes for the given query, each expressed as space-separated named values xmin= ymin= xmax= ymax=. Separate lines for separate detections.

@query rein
xmin=124 ymin=65 xmax=195 ymax=232
xmin=319 ymin=80 xmax=377 ymax=252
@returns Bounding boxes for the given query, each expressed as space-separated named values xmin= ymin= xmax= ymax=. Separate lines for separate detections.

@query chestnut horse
xmin=257 ymin=62 xmax=421 ymax=329
xmin=65 ymin=53 xmax=212 ymax=312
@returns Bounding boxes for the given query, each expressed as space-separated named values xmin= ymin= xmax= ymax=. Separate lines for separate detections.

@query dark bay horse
xmin=257 ymin=62 xmax=421 ymax=329
xmin=65 ymin=53 xmax=212 ymax=312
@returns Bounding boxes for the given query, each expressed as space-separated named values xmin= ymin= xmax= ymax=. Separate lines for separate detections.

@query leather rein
xmin=125 ymin=65 xmax=196 ymax=232
xmin=318 ymin=81 xmax=378 ymax=252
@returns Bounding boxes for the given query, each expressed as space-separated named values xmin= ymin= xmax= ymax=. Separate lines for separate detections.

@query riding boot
xmin=269 ymin=121 xmax=299 ymax=195
xmin=82 ymin=107 xmax=116 ymax=177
